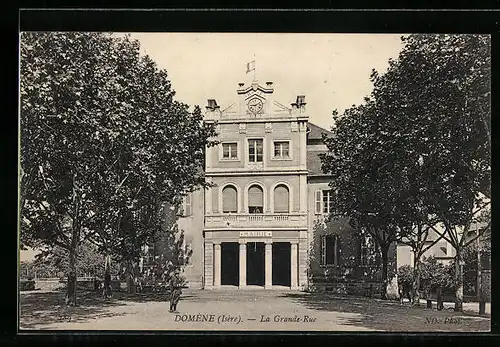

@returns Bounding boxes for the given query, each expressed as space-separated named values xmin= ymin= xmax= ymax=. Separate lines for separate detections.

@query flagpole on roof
xmin=253 ymin=54 xmax=256 ymax=81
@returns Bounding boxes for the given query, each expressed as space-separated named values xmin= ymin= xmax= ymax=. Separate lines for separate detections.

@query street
xmin=19 ymin=288 xmax=490 ymax=332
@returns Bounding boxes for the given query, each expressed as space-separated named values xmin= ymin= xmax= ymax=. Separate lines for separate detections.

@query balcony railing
xmin=205 ymin=213 xmax=307 ymax=229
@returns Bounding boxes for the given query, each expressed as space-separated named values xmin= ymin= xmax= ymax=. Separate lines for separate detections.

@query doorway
xmin=272 ymin=242 xmax=291 ymax=286
xmin=221 ymin=242 xmax=239 ymax=286
xmin=246 ymin=242 xmax=265 ymax=286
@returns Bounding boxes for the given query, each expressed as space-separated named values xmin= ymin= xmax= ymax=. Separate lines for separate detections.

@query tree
xmin=20 ymin=32 xmax=217 ymax=304
xmin=31 ymin=241 xmax=120 ymax=278
xmin=369 ymin=34 xmax=490 ymax=311
xmin=320 ymin=104 xmax=404 ymax=300
xmin=321 ymin=34 xmax=490 ymax=307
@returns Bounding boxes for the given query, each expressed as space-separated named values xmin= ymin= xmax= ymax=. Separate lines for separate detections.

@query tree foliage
xmin=320 ymin=34 xmax=490 ymax=305
xmin=20 ymin=32 xmax=217 ymax=302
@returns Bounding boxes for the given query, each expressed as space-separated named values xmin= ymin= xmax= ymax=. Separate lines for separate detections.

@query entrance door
xmin=272 ymin=242 xmax=291 ymax=286
xmin=246 ymin=242 xmax=265 ymax=286
xmin=221 ymin=242 xmax=239 ymax=285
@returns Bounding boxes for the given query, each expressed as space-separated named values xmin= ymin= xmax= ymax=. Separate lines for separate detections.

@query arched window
xmin=274 ymin=185 xmax=289 ymax=213
xmin=222 ymin=185 xmax=238 ymax=213
xmin=248 ymin=185 xmax=264 ymax=214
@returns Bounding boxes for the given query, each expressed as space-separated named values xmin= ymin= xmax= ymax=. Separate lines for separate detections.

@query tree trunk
xmin=103 ymin=254 xmax=112 ymax=298
xmin=126 ymin=259 xmax=136 ymax=294
xmin=412 ymin=257 xmax=421 ymax=306
xmin=477 ymin=236 xmax=485 ymax=314
xmin=66 ymin=172 xmax=80 ymax=306
xmin=66 ymin=246 xmax=77 ymax=306
xmin=381 ymin=245 xmax=389 ymax=300
xmin=454 ymin=249 xmax=464 ymax=312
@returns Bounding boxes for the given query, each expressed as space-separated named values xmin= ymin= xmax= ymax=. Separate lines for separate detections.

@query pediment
xmin=237 ymin=84 xmax=274 ymax=95
xmin=244 ymin=93 xmax=266 ymax=102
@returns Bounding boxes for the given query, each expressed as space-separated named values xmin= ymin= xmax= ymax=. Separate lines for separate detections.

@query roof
xmin=307 ymin=122 xmax=333 ymax=140
xmin=307 ymin=150 xmax=326 ymax=176
xmin=306 ymin=123 xmax=332 ymax=176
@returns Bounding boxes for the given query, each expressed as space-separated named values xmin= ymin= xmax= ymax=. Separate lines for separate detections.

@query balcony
xmin=205 ymin=213 xmax=307 ymax=229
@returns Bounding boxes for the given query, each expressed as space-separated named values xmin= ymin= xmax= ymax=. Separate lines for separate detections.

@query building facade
xmin=172 ymin=79 xmax=396 ymax=294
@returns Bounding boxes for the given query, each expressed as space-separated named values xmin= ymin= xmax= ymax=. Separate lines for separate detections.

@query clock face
xmin=248 ymin=98 xmax=263 ymax=114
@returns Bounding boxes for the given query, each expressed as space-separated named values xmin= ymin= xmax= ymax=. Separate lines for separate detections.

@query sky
xmin=20 ymin=33 xmax=404 ymax=263
xmin=129 ymin=33 xmax=405 ymax=130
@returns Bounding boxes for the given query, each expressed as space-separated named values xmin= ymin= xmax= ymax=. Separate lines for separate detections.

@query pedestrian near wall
xmin=169 ymin=269 xmax=183 ymax=313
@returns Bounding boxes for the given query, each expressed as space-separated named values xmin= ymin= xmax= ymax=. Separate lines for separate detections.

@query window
xmin=322 ymin=190 xmax=334 ymax=214
xmin=248 ymin=139 xmax=263 ymax=162
xmin=320 ymin=235 xmax=338 ymax=266
xmin=248 ymin=185 xmax=264 ymax=214
xmin=222 ymin=142 xmax=238 ymax=159
xmin=222 ymin=185 xmax=238 ymax=213
xmin=359 ymin=236 xmax=380 ymax=266
xmin=274 ymin=185 xmax=289 ymax=213
xmin=183 ymin=193 xmax=192 ymax=216
xmin=315 ymin=190 xmax=334 ymax=214
xmin=273 ymin=141 xmax=290 ymax=158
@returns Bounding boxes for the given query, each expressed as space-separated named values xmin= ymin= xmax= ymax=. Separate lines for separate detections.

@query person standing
xmin=169 ymin=269 xmax=183 ymax=313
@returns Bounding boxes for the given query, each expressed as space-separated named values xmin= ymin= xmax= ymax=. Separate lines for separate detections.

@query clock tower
xmin=202 ymin=77 xmax=309 ymax=291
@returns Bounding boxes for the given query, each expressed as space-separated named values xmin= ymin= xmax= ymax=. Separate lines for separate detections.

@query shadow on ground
xmin=19 ymin=290 xmax=196 ymax=330
xmin=280 ymin=292 xmax=490 ymax=332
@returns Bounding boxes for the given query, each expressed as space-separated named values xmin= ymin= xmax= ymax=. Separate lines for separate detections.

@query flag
xmin=246 ymin=60 xmax=255 ymax=74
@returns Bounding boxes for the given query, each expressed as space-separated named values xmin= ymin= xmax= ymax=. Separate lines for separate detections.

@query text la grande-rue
xmin=261 ymin=314 xmax=316 ymax=323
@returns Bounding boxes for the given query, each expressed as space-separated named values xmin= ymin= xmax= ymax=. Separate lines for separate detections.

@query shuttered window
xmin=315 ymin=190 xmax=334 ymax=215
xmin=320 ymin=235 xmax=339 ymax=266
xmin=222 ymin=185 xmax=238 ymax=213
xmin=274 ymin=185 xmax=289 ymax=213
xmin=248 ymin=185 xmax=264 ymax=213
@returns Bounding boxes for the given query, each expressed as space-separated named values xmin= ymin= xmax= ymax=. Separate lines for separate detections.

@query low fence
xmin=309 ymin=275 xmax=384 ymax=297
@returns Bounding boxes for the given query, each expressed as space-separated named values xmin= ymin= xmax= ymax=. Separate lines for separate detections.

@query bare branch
xmin=115 ymin=173 xmax=130 ymax=197
xmin=420 ymin=231 xmax=445 ymax=254
xmin=428 ymin=224 xmax=454 ymax=245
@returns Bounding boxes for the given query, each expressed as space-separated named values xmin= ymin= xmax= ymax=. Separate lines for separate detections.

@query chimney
xmin=238 ymin=83 xmax=245 ymax=88
xmin=296 ymin=95 xmax=306 ymax=106
xmin=291 ymin=95 xmax=306 ymax=110
xmin=266 ymin=81 xmax=273 ymax=87
xmin=206 ymin=99 xmax=219 ymax=111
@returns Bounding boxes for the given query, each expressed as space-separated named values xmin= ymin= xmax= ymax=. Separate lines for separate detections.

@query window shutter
xmin=320 ymin=236 xmax=326 ymax=265
xmin=248 ymin=186 xmax=263 ymax=207
xmin=315 ymin=190 xmax=322 ymax=214
xmin=274 ymin=185 xmax=289 ymax=213
xmin=335 ymin=235 xmax=341 ymax=266
xmin=222 ymin=186 xmax=238 ymax=213
xmin=185 ymin=194 xmax=192 ymax=216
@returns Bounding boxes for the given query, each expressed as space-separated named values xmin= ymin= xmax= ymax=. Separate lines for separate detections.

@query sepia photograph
xmin=18 ymin=31 xmax=491 ymax=332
